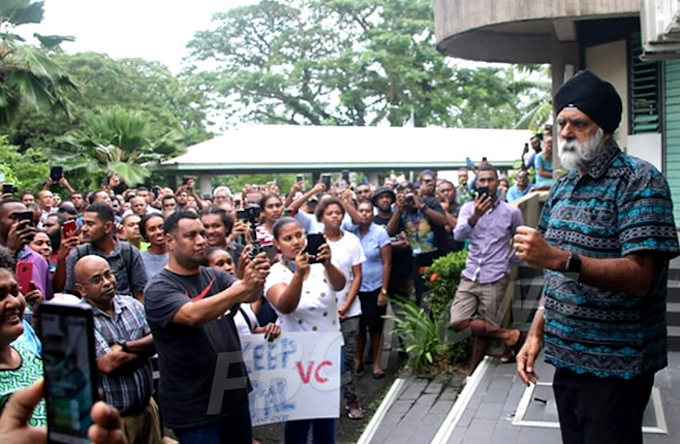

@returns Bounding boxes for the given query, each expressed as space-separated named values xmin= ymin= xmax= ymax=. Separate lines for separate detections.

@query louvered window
xmin=629 ymin=33 xmax=662 ymax=134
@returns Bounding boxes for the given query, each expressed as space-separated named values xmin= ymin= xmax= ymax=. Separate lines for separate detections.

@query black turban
xmin=553 ymin=70 xmax=622 ymax=134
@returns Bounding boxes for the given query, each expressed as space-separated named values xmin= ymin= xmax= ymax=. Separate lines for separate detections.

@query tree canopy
xmin=186 ymin=0 xmax=543 ymax=129
xmin=9 ymin=52 xmax=211 ymax=150
xmin=0 ymin=0 xmax=76 ymax=128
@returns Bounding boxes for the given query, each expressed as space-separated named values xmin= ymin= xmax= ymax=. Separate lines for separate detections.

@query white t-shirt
xmin=232 ymin=304 xmax=259 ymax=336
xmin=264 ymin=262 xmax=340 ymax=333
xmin=327 ymin=230 xmax=366 ymax=318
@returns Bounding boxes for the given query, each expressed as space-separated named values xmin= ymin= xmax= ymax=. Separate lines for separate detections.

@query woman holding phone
xmin=265 ymin=217 xmax=345 ymax=443
xmin=0 ymin=267 xmax=45 ymax=425
xmin=315 ymin=197 xmax=366 ymax=419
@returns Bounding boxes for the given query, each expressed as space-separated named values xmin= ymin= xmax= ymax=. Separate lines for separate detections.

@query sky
xmin=19 ymin=0 xmax=259 ymax=74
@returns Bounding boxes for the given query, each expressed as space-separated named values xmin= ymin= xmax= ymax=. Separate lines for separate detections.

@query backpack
xmin=72 ymin=241 xmax=135 ymax=292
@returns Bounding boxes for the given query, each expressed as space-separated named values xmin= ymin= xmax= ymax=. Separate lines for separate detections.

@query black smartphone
xmin=100 ymin=177 xmax=109 ymax=188
xmin=152 ymin=186 xmax=160 ymax=199
xmin=305 ymin=233 xmax=325 ymax=264
xmin=2 ymin=183 xmax=17 ymax=194
xmin=322 ymin=174 xmax=331 ymax=190
xmin=38 ymin=302 xmax=99 ymax=444
xmin=17 ymin=210 xmax=34 ymax=226
xmin=182 ymin=176 xmax=190 ymax=186
xmin=477 ymin=186 xmax=490 ymax=198
xmin=262 ymin=244 xmax=277 ymax=260
xmin=296 ymin=174 xmax=304 ymax=183
xmin=50 ymin=165 xmax=64 ymax=182
xmin=342 ymin=169 xmax=350 ymax=183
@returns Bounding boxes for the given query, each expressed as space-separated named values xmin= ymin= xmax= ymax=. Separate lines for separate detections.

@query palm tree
xmin=511 ymin=64 xmax=552 ymax=131
xmin=0 ymin=0 xmax=77 ymax=128
xmin=51 ymin=106 xmax=184 ymax=187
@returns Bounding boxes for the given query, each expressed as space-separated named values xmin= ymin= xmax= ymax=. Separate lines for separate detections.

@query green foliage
xmin=387 ymin=295 xmax=472 ymax=374
xmin=423 ymin=250 xmax=468 ymax=321
xmin=0 ymin=135 xmax=49 ymax=191
xmin=186 ymin=0 xmax=539 ymax=129
xmin=387 ymin=250 xmax=473 ymax=374
xmin=0 ymin=0 xmax=77 ymax=128
xmin=9 ymin=52 xmax=211 ymax=151
xmin=386 ymin=296 xmax=447 ymax=373
xmin=48 ymin=106 xmax=185 ymax=188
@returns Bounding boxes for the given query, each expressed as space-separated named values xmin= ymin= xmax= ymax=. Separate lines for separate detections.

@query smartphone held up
xmin=305 ymin=233 xmax=325 ymax=264
xmin=37 ymin=303 xmax=99 ymax=444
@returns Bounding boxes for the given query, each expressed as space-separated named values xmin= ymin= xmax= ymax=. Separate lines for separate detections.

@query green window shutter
xmin=629 ymin=33 xmax=661 ymax=134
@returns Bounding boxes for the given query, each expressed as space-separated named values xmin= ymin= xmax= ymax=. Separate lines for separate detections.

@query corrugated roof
xmin=160 ymin=125 xmax=533 ymax=173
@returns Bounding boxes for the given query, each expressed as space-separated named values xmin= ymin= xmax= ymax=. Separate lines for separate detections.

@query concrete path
xmin=362 ymin=351 xmax=680 ymax=444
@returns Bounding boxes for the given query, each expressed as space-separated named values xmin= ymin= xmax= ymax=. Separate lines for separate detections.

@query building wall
xmin=585 ymin=40 xmax=630 ymax=149
xmin=665 ymin=60 xmax=680 ymax=223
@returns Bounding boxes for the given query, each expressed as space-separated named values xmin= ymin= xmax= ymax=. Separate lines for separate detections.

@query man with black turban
xmin=512 ymin=70 xmax=680 ymax=444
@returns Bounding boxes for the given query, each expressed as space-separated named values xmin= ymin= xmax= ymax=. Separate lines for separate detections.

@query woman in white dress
xmin=264 ymin=217 xmax=345 ymax=444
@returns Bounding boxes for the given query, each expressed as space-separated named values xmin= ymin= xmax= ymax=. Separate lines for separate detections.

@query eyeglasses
xmin=78 ymin=270 xmax=114 ymax=286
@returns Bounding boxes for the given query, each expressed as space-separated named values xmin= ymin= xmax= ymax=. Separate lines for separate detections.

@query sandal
xmin=500 ymin=330 xmax=525 ymax=364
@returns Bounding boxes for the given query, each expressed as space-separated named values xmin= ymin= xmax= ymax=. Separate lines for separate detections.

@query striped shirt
xmin=538 ymin=143 xmax=680 ymax=379
xmin=79 ymin=295 xmax=153 ymax=413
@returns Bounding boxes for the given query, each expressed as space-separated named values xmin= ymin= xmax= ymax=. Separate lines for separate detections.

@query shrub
xmin=385 ymin=296 xmax=447 ymax=373
xmin=387 ymin=295 xmax=473 ymax=374
xmin=423 ymin=250 xmax=468 ymax=321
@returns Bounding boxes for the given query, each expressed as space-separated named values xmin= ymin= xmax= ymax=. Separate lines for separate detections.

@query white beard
xmin=558 ymin=128 xmax=605 ymax=171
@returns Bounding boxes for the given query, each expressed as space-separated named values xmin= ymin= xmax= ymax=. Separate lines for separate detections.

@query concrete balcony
xmin=434 ymin=0 xmax=640 ymax=64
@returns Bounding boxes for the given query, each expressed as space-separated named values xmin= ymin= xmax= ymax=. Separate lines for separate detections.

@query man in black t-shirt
xmin=144 ymin=211 xmax=270 ymax=443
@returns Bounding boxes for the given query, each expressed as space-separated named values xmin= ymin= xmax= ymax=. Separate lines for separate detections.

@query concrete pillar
xmin=199 ymin=174 xmax=212 ymax=198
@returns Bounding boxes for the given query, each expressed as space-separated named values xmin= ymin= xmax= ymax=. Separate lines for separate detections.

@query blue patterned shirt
xmin=538 ymin=143 xmax=679 ymax=379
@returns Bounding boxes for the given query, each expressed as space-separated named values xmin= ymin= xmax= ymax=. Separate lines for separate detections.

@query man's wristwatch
xmin=565 ymin=252 xmax=582 ymax=274
xmin=379 ymin=288 xmax=388 ymax=296
xmin=116 ymin=341 xmax=129 ymax=353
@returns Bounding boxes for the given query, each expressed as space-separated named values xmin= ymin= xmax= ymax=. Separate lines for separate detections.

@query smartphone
xmin=342 ymin=169 xmax=350 ymax=183
xmin=262 ymin=244 xmax=277 ymax=261
xmin=465 ymin=157 xmax=472 ymax=168
xmin=305 ymin=233 xmax=325 ymax=264
xmin=16 ymin=261 xmax=33 ymax=295
xmin=182 ymin=176 xmax=190 ymax=186
xmin=152 ymin=186 xmax=160 ymax=199
xmin=477 ymin=186 xmax=490 ymax=198
xmin=17 ymin=210 xmax=34 ymax=227
xmin=2 ymin=183 xmax=17 ymax=194
xmin=38 ymin=303 xmax=99 ymax=444
xmin=322 ymin=174 xmax=331 ymax=191
xmin=50 ymin=166 xmax=64 ymax=182
xmin=100 ymin=177 xmax=109 ymax=188
xmin=296 ymin=174 xmax=304 ymax=183
xmin=63 ymin=220 xmax=77 ymax=238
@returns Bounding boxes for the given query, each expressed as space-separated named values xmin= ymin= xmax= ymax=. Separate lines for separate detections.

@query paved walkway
xmin=361 ymin=351 xmax=680 ymax=444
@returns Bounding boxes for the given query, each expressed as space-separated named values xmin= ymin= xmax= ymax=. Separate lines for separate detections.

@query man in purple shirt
xmin=0 ymin=198 xmax=53 ymax=301
xmin=450 ymin=165 xmax=523 ymax=375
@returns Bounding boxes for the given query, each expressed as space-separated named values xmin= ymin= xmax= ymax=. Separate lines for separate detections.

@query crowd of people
xmin=0 ymin=70 xmax=677 ymax=444
xmin=0 ymin=163 xmax=503 ymax=443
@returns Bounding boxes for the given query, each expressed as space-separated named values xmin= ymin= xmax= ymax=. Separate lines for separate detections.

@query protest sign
xmin=241 ymin=331 xmax=342 ymax=426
